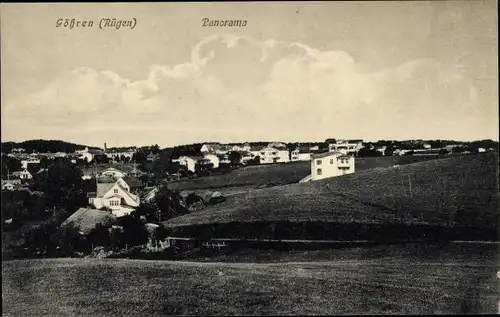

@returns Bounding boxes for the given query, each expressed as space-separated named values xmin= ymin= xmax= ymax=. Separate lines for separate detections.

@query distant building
xmin=1 ymin=179 xmax=21 ymax=191
xmin=203 ymin=154 xmax=220 ymax=168
xmin=310 ymin=152 xmax=355 ymax=181
xmin=11 ymin=169 xmax=32 ymax=180
xmin=173 ymin=156 xmax=209 ymax=173
xmin=21 ymin=158 xmax=40 ymax=169
xmin=423 ymin=143 xmax=432 ymax=149
xmin=100 ymin=167 xmax=127 ymax=179
xmin=327 ymin=139 xmax=363 ymax=155
xmin=259 ymin=143 xmax=290 ymax=164
xmin=291 ymin=146 xmax=312 ymax=161
xmin=375 ymin=146 xmax=387 ymax=156
xmin=146 ymin=153 xmax=160 ymax=162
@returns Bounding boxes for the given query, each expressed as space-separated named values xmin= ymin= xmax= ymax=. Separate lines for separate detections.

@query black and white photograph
xmin=1 ymin=1 xmax=499 ymax=315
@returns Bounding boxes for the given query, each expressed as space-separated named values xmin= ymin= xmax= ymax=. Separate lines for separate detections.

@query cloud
xmin=2 ymin=33 xmax=496 ymax=145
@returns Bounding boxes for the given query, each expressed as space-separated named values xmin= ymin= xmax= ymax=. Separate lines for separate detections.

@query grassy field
xmin=167 ymin=156 xmax=441 ymax=195
xmin=3 ymin=243 xmax=499 ymax=315
xmin=164 ymin=153 xmax=498 ymax=239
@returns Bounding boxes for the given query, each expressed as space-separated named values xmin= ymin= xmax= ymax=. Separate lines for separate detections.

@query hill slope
xmin=165 ymin=153 xmax=499 ymax=240
xmin=167 ymin=156 xmax=442 ymax=194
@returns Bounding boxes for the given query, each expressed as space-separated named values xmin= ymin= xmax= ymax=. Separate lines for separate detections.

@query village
xmin=1 ymin=137 xmax=496 ymax=257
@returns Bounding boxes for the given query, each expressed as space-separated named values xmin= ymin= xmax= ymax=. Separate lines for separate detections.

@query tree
xmin=1 ymin=155 xmax=22 ymax=176
xmin=357 ymin=147 xmax=382 ymax=157
xmin=87 ymin=223 xmax=111 ymax=250
xmin=228 ymin=151 xmax=242 ymax=166
xmin=152 ymin=186 xmax=190 ymax=221
xmin=195 ymin=161 xmax=214 ymax=176
xmin=120 ymin=215 xmax=149 ymax=247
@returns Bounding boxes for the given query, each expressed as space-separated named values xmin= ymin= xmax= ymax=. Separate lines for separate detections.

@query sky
xmin=1 ymin=2 xmax=498 ymax=148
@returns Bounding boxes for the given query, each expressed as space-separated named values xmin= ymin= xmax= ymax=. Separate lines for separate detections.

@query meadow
xmin=3 ymin=243 xmax=498 ymax=316
xmin=166 ymin=155 xmax=442 ymax=195
xmin=165 ymin=153 xmax=499 ymax=241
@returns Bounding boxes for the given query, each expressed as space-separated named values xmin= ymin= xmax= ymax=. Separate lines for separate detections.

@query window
xmin=317 ymin=168 xmax=322 ymax=175
xmin=316 ymin=160 xmax=322 ymax=165
xmin=114 ymin=189 xmax=118 ymax=194
xmin=330 ymin=159 xmax=334 ymax=164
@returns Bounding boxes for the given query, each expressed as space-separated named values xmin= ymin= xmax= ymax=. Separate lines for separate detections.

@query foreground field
xmin=165 ymin=153 xmax=498 ymax=240
xmin=3 ymin=243 xmax=498 ymax=315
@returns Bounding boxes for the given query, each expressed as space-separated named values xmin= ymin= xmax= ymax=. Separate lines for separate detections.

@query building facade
xmin=310 ymin=152 xmax=355 ymax=181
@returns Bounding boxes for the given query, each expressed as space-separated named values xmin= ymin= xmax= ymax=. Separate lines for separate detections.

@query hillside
xmin=3 ymin=243 xmax=499 ymax=315
xmin=167 ymin=156 xmax=441 ymax=194
xmin=1 ymin=139 xmax=94 ymax=153
xmin=167 ymin=161 xmax=311 ymax=193
xmin=165 ymin=153 xmax=499 ymax=240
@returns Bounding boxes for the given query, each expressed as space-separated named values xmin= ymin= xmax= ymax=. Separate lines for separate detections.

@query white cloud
xmin=2 ymin=33 xmax=496 ymax=145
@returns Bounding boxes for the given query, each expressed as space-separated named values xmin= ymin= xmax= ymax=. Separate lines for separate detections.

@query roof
xmin=311 ymin=151 xmax=348 ymax=159
xmin=182 ymin=156 xmax=205 ymax=161
xmin=249 ymin=145 xmax=264 ymax=151
xmin=293 ymin=146 xmax=311 ymax=153
xmin=62 ymin=208 xmax=116 ymax=235
xmin=98 ymin=176 xmax=115 ymax=183
xmin=267 ymin=142 xmax=287 ymax=150
xmin=121 ymin=176 xmax=143 ymax=188
xmin=97 ymin=183 xmax=115 ymax=197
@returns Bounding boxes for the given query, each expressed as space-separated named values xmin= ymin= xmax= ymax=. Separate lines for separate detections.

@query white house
xmin=203 ymin=154 xmax=220 ymax=169
xmin=423 ymin=143 xmax=432 ymax=149
xmin=1 ymin=182 xmax=15 ymax=191
xmin=258 ymin=142 xmax=290 ymax=164
xmin=105 ymin=150 xmax=135 ymax=161
xmin=231 ymin=143 xmax=251 ymax=152
xmin=200 ymin=143 xmax=222 ymax=155
xmin=328 ymin=139 xmax=363 ymax=155
xmin=88 ymin=181 xmax=140 ymax=218
xmin=173 ymin=156 xmax=208 ymax=173
xmin=11 ymin=169 xmax=32 ymax=180
xmin=259 ymin=147 xmax=290 ymax=164
xmin=115 ymin=176 xmax=143 ymax=194
xmin=240 ymin=151 xmax=258 ymax=164
xmin=21 ymin=158 xmax=40 ymax=169
xmin=291 ymin=146 xmax=312 ymax=162
xmin=100 ymin=167 xmax=127 ymax=179
xmin=310 ymin=152 xmax=355 ymax=181
xmin=375 ymin=146 xmax=387 ymax=156
xmin=217 ymin=153 xmax=231 ymax=165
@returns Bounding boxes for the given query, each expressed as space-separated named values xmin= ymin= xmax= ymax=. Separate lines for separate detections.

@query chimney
xmin=104 ymin=143 xmax=107 ymax=152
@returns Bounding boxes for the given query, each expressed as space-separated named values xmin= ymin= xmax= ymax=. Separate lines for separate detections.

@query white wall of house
xmin=259 ymin=147 xmax=290 ymax=164
xmin=12 ymin=169 xmax=32 ymax=179
xmin=79 ymin=152 xmax=94 ymax=163
xmin=291 ymin=152 xmax=312 ymax=161
xmin=175 ymin=156 xmax=199 ymax=172
xmin=311 ymin=153 xmax=355 ymax=181
xmin=115 ymin=178 xmax=131 ymax=192
xmin=204 ymin=154 xmax=220 ymax=168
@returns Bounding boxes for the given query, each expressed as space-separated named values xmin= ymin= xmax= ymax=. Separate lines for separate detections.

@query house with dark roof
xmin=87 ymin=180 xmax=140 ymax=218
xmin=116 ymin=176 xmax=144 ymax=194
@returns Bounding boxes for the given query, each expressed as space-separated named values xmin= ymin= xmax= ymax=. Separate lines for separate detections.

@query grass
xmin=3 ymin=243 xmax=499 ymax=315
xmin=164 ymin=153 xmax=498 ymax=240
xmin=167 ymin=156 xmax=441 ymax=195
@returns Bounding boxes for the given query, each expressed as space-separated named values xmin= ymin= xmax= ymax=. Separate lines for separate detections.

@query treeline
xmin=2 ymin=139 xmax=91 ymax=154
